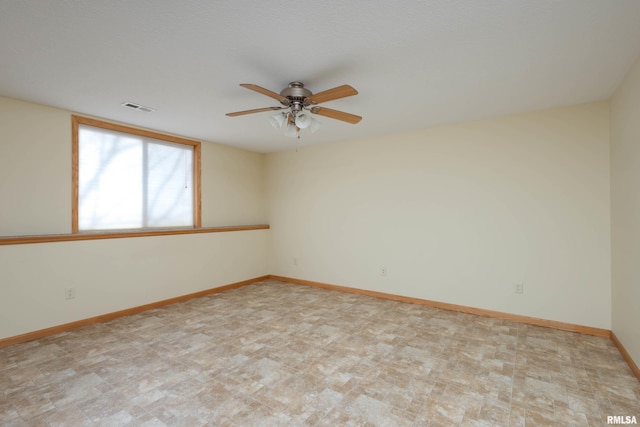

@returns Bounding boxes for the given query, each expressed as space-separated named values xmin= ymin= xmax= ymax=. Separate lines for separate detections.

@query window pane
xmin=79 ymin=126 xmax=143 ymax=230
xmin=146 ymin=141 xmax=193 ymax=227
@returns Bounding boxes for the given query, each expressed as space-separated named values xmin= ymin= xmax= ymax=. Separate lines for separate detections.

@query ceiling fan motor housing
xmin=280 ymin=82 xmax=312 ymax=110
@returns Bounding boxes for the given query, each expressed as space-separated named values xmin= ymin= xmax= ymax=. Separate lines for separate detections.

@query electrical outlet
xmin=514 ymin=283 xmax=524 ymax=294
xmin=380 ymin=267 xmax=387 ymax=277
xmin=65 ymin=287 xmax=76 ymax=300
xmin=293 ymin=257 xmax=298 ymax=266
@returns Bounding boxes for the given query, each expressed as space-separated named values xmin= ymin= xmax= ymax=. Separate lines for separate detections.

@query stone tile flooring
xmin=1 ymin=280 xmax=638 ymax=426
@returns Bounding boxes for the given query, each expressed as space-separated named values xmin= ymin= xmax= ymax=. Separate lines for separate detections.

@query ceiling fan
xmin=226 ymin=82 xmax=362 ymax=137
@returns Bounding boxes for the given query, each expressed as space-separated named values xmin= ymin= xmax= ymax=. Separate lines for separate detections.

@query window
xmin=72 ymin=116 xmax=201 ymax=232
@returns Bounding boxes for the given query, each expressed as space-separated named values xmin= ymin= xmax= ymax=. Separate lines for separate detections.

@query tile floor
xmin=0 ymin=280 xmax=638 ymax=426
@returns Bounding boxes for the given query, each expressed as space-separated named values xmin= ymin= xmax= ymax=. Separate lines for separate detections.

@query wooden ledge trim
xmin=0 ymin=224 xmax=270 ymax=246
xmin=270 ymin=275 xmax=611 ymax=338
xmin=611 ymin=332 xmax=640 ymax=382
xmin=0 ymin=275 xmax=269 ymax=348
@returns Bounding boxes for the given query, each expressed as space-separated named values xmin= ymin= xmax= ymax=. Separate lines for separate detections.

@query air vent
xmin=120 ymin=101 xmax=156 ymax=113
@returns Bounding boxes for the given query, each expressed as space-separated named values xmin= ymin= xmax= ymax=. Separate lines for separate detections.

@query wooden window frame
xmin=71 ymin=115 xmax=202 ymax=233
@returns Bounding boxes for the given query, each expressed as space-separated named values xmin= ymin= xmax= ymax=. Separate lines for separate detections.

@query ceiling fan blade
xmin=310 ymin=107 xmax=362 ymax=124
xmin=226 ymin=106 xmax=285 ymax=117
xmin=239 ymin=84 xmax=289 ymax=103
xmin=306 ymin=85 xmax=358 ymax=104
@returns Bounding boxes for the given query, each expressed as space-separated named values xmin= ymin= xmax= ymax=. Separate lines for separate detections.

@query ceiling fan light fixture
xmin=294 ymin=112 xmax=312 ymax=129
xmin=309 ymin=116 xmax=321 ymax=133
xmin=269 ymin=113 xmax=286 ymax=129
xmin=284 ymin=123 xmax=298 ymax=138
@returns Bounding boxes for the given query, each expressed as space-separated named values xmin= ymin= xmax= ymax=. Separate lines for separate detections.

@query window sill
xmin=0 ymin=225 xmax=270 ymax=246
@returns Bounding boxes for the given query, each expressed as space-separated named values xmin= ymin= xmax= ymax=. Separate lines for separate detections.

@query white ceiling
xmin=2 ymin=1 xmax=640 ymax=153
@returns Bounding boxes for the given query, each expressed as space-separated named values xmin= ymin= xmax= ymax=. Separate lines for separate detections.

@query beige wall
xmin=201 ymin=140 xmax=266 ymax=227
xmin=611 ymin=55 xmax=640 ymax=367
xmin=0 ymin=96 xmax=269 ymax=339
xmin=266 ymin=102 xmax=612 ymax=329
xmin=0 ymin=97 xmax=71 ymax=235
